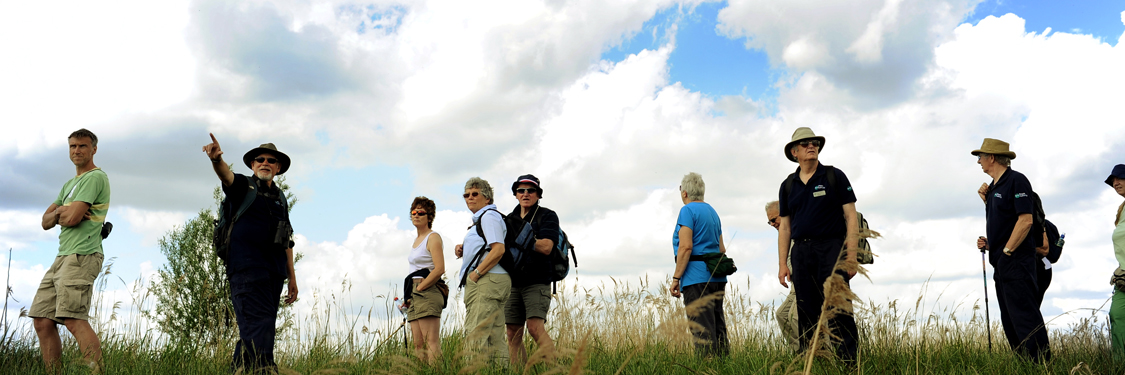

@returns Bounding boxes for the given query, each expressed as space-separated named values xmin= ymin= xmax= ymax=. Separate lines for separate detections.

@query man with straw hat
xmin=774 ymin=127 xmax=860 ymax=362
xmin=973 ymin=138 xmax=1051 ymax=363
xmin=203 ymin=134 xmax=299 ymax=373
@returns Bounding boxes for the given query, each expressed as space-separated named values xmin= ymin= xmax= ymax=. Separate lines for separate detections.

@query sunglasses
xmin=254 ymin=157 xmax=279 ymax=164
xmin=411 ymin=210 xmax=428 ymax=217
xmin=798 ymin=140 xmax=821 ymax=148
xmin=768 ymin=217 xmax=778 ymax=225
xmin=463 ymin=192 xmax=480 ymax=199
xmin=515 ymin=188 xmax=538 ymax=195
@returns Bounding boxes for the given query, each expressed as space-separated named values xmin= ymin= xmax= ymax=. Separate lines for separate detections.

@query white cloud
xmin=119 ymin=207 xmax=193 ymax=247
xmin=0 ymin=0 xmax=195 ymax=156
xmin=0 ymin=210 xmax=56 ymax=251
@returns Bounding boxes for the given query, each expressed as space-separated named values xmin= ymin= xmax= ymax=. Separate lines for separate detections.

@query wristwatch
xmin=473 ymin=269 xmax=482 ymax=277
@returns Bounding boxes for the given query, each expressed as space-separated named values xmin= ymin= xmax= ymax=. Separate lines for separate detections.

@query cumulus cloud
xmin=717 ymin=0 xmax=980 ymax=107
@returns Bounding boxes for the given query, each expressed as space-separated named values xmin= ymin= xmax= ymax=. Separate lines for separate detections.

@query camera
xmin=272 ymin=220 xmax=293 ymax=247
xmin=101 ymin=222 xmax=113 ymax=239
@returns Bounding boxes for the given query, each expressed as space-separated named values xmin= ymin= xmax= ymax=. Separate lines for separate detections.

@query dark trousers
xmin=1035 ymin=262 xmax=1051 ymax=307
xmin=995 ymin=272 xmax=1051 ymax=363
xmin=792 ymin=237 xmax=858 ymax=361
xmin=681 ymin=282 xmax=729 ymax=357
xmin=230 ymin=277 xmax=284 ymax=372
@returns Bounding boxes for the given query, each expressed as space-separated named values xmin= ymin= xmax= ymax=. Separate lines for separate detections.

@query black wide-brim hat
xmin=243 ymin=143 xmax=291 ymax=175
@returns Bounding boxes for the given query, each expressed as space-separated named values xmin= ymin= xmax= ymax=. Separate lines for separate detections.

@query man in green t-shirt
xmin=30 ymin=128 xmax=111 ymax=374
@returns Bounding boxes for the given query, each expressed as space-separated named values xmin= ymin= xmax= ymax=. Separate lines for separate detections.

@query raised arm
xmin=203 ymin=133 xmax=235 ymax=187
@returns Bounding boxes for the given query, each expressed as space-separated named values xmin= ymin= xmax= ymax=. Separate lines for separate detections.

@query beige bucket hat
xmin=970 ymin=138 xmax=1016 ymax=159
xmin=784 ymin=127 xmax=826 ymax=163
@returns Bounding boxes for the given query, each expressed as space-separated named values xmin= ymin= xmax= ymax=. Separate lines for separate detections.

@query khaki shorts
xmin=505 ymin=283 xmax=552 ymax=325
xmin=407 ymin=279 xmax=444 ymax=322
xmin=30 ymin=253 xmax=104 ymax=323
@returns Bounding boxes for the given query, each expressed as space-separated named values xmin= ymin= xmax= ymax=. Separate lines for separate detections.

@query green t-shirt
xmin=53 ymin=168 xmax=111 ymax=256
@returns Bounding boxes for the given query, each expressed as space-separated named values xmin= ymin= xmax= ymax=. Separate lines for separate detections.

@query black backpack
xmin=460 ymin=208 xmax=535 ymax=287
xmin=536 ymin=213 xmax=576 ymax=294
xmin=1032 ymin=194 xmax=1064 ymax=262
xmin=213 ymin=176 xmax=261 ymax=262
xmin=784 ymin=165 xmax=874 ymax=264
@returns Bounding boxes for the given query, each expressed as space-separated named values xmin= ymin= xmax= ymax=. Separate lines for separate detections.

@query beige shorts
xmin=407 ymin=279 xmax=444 ymax=322
xmin=30 ymin=253 xmax=104 ymax=323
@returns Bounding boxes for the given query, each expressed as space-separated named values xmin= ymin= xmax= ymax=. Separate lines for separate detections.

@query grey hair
xmin=680 ymin=172 xmax=705 ymax=201
xmin=981 ymin=153 xmax=1012 ymax=167
xmin=68 ymin=128 xmax=98 ymax=148
xmin=993 ymin=155 xmax=1011 ymax=167
xmin=765 ymin=200 xmax=779 ymax=213
xmin=464 ymin=177 xmax=495 ymax=204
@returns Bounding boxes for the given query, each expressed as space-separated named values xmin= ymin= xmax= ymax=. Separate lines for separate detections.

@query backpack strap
xmin=231 ymin=176 xmax=258 ymax=224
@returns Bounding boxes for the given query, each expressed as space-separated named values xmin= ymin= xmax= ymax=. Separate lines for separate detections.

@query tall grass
xmin=1 ymin=255 xmax=1121 ymax=374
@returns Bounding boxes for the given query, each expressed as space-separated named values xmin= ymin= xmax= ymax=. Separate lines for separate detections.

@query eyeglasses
xmin=768 ymin=217 xmax=778 ymax=225
xmin=463 ymin=192 xmax=480 ymax=199
xmin=254 ymin=157 xmax=279 ymax=164
xmin=515 ymin=188 xmax=537 ymax=195
xmin=411 ymin=210 xmax=428 ymax=216
xmin=798 ymin=140 xmax=821 ymax=148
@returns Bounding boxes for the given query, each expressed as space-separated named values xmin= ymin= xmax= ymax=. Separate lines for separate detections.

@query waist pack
xmin=688 ymin=252 xmax=737 ymax=277
xmin=1112 ymin=268 xmax=1125 ymax=293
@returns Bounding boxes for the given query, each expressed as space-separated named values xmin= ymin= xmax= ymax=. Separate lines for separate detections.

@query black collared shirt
xmin=224 ymin=174 xmax=292 ymax=283
xmin=778 ymin=163 xmax=857 ymax=240
xmin=507 ymin=203 xmax=560 ymax=287
xmin=985 ymin=168 xmax=1036 ymax=277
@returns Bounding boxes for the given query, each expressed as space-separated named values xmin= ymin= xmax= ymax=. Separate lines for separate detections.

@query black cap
xmin=1106 ymin=164 xmax=1125 ymax=186
xmin=511 ymin=174 xmax=542 ymax=197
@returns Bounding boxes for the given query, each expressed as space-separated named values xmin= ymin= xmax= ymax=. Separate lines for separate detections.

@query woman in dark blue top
xmin=669 ymin=172 xmax=729 ymax=357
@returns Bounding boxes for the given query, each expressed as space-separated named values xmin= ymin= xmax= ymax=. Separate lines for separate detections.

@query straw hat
xmin=243 ymin=143 xmax=291 ymax=175
xmin=784 ymin=127 xmax=826 ymax=163
xmin=970 ymin=138 xmax=1016 ymax=159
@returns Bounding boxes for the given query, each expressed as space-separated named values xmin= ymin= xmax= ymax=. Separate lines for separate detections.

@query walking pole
xmin=979 ymin=238 xmax=992 ymax=352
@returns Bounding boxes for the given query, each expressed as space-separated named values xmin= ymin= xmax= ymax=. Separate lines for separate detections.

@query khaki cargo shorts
xmin=505 ymin=283 xmax=552 ymax=325
xmin=407 ymin=279 xmax=444 ymax=322
xmin=30 ymin=253 xmax=103 ymax=323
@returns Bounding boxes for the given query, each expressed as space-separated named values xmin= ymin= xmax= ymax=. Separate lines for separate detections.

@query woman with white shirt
xmin=454 ymin=177 xmax=510 ymax=365
xmin=404 ymin=196 xmax=446 ymax=364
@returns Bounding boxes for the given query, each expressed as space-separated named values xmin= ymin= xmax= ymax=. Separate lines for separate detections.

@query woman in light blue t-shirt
xmin=669 ymin=172 xmax=729 ymax=357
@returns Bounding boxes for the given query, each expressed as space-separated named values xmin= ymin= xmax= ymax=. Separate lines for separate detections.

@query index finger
xmin=209 ymin=133 xmax=218 ymax=144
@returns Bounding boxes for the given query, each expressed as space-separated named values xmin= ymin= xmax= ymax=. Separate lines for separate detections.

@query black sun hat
xmin=243 ymin=143 xmax=291 ymax=175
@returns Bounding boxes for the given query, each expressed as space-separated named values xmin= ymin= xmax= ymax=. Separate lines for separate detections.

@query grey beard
xmin=254 ymin=171 xmax=275 ymax=182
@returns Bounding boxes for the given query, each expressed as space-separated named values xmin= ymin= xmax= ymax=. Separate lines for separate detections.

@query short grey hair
xmin=765 ymin=200 xmax=779 ymax=213
xmin=993 ymin=155 xmax=1011 ymax=167
xmin=680 ymin=172 xmax=705 ymax=201
xmin=981 ymin=153 xmax=1012 ymax=167
xmin=464 ymin=177 xmax=495 ymax=204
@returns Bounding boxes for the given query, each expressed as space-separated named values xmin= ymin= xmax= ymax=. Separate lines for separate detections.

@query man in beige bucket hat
xmin=972 ymin=138 xmax=1051 ymax=363
xmin=203 ymin=134 xmax=299 ymax=372
xmin=775 ymin=127 xmax=860 ymax=361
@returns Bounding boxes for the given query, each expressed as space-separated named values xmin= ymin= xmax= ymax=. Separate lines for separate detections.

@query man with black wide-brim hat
xmin=973 ymin=138 xmax=1051 ymax=363
xmin=203 ymin=133 xmax=299 ymax=373
xmin=774 ymin=127 xmax=860 ymax=362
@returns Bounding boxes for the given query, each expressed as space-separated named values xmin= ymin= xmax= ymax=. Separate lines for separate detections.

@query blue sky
xmin=2 ymin=0 xmax=1124 ymax=336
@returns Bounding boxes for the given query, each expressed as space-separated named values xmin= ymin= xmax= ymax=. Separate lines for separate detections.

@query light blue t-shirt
xmin=672 ymin=202 xmax=727 ymax=287
xmin=461 ymin=204 xmax=508 ymax=278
